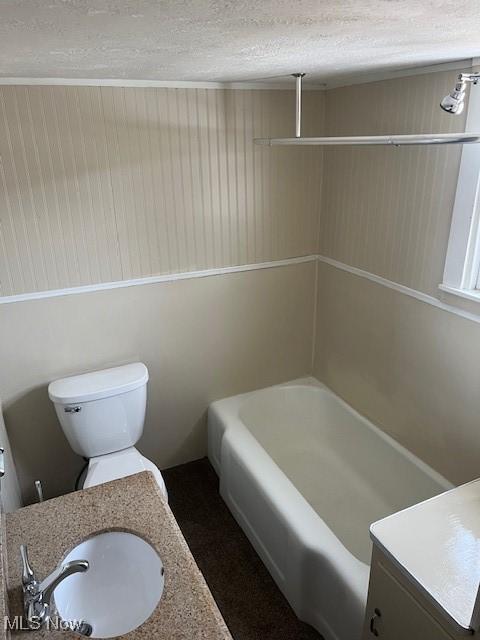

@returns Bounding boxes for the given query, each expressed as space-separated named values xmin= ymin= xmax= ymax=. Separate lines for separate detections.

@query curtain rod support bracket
xmin=292 ymin=73 xmax=306 ymax=138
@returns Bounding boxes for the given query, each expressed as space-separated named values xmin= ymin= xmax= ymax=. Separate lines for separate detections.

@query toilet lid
xmin=84 ymin=447 xmax=167 ymax=498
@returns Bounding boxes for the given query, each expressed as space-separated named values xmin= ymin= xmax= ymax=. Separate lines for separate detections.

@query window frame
xmin=440 ymin=75 xmax=480 ymax=302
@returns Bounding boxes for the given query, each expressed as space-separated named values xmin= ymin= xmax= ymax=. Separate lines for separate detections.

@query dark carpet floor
xmin=163 ymin=458 xmax=322 ymax=640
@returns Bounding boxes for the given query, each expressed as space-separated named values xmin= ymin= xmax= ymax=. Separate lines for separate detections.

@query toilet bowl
xmin=48 ymin=362 xmax=167 ymax=499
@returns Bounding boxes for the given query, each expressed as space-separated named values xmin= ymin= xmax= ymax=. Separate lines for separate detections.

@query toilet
xmin=48 ymin=362 xmax=167 ymax=499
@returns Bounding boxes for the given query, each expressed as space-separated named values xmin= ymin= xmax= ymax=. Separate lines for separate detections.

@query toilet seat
xmin=83 ymin=447 xmax=167 ymax=500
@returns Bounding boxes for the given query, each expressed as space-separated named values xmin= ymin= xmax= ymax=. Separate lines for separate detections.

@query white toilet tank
xmin=48 ymin=363 xmax=149 ymax=458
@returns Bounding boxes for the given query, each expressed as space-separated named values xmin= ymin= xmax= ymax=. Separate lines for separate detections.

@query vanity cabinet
xmin=362 ymin=547 xmax=473 ymax=640
xmin=363 ymin=478 xmax=480 ymax=640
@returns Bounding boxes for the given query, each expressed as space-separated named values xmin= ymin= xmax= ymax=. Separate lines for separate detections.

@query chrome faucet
xmin=20 ymin=544 xmax=89 ymax=629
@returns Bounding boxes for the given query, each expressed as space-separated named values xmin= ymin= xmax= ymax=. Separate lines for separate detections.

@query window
xmin=441 ymin=77 xmax=480 ymax=302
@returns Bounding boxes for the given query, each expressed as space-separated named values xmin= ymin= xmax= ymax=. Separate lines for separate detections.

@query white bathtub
xmin=208 ymin=378 xmax=451 ymax=640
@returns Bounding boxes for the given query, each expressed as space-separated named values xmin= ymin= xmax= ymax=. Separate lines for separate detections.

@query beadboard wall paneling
xmin=319 ymin=70 xmax=468 ymax=296
xmin=0 ymin=86 xmax=324 ymax=296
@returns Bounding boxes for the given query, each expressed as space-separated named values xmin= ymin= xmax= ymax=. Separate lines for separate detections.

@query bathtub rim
xmin=209 ymin=376 xmax=453 ymax=570
xmin=209 ymin=376 xmax=453 ymax=495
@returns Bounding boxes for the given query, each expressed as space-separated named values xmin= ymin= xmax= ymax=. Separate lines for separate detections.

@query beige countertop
xmin=370 ymin=477 xmax=480 ymax=634
xmin=5 ymin=471 xmax=232 ymax=639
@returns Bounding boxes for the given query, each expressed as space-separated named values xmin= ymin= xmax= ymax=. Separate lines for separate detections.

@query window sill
xmin=438 ymin=283 xmax=480 ymax=303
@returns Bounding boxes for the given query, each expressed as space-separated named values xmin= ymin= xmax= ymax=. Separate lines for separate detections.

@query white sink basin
xmin=54 ymin=531 xmax=164 ymax=638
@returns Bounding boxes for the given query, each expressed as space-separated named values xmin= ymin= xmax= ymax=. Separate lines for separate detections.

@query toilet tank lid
xmin=48 ymin=363 xmax=149 ymax=404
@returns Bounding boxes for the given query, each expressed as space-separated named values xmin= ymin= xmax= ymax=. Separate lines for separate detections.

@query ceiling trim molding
xmin=0 ymin=58 xmax=473 ymax=90
xmin=0 ymin=77 xmax=325 ymax=90
xmin=324 ymin=58 xmax=474 ymax=90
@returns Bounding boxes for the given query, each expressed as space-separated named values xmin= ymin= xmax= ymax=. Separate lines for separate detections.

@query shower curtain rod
xmin=253 ymin=73 xmax=480 ymax=147
xmin=254 ymin=133 xmax=480 ymax=146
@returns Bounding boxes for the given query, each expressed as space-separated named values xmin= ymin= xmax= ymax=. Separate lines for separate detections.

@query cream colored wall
xmin=315 ymin=68 xmax=480 ymax=485
xmin=314 ymin=262 xmax=480 ymax=486
xmin=3 ymin=70 xmax=478 ymax=500
xmin=1 ymin=261 xmax=315 ymax=501
xmin=0 ymin=84 xmax=323 ymax=503
xmin=0 ymin=85 xmax=324 ymax=296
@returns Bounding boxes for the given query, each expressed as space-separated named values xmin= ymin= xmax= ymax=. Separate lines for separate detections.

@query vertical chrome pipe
xmin=35 ymin=480 xmax=44 ymax=503
xmin=293 ymin=73 xmax=305 ymax=138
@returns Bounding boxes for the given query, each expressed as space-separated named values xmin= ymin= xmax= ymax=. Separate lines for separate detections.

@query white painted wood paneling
xmin=0 ymin=86 xmax=324 ymax=296
xmin=319 ymin=69 xmax=469 ymax=296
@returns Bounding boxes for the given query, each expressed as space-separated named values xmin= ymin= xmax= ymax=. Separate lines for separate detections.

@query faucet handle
xmin=20 ymin=545 xmax=36 ymax=587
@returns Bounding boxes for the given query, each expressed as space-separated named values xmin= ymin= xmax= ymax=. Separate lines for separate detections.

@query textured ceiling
xmin=1 ymin=0 xmax=480 ymax=85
